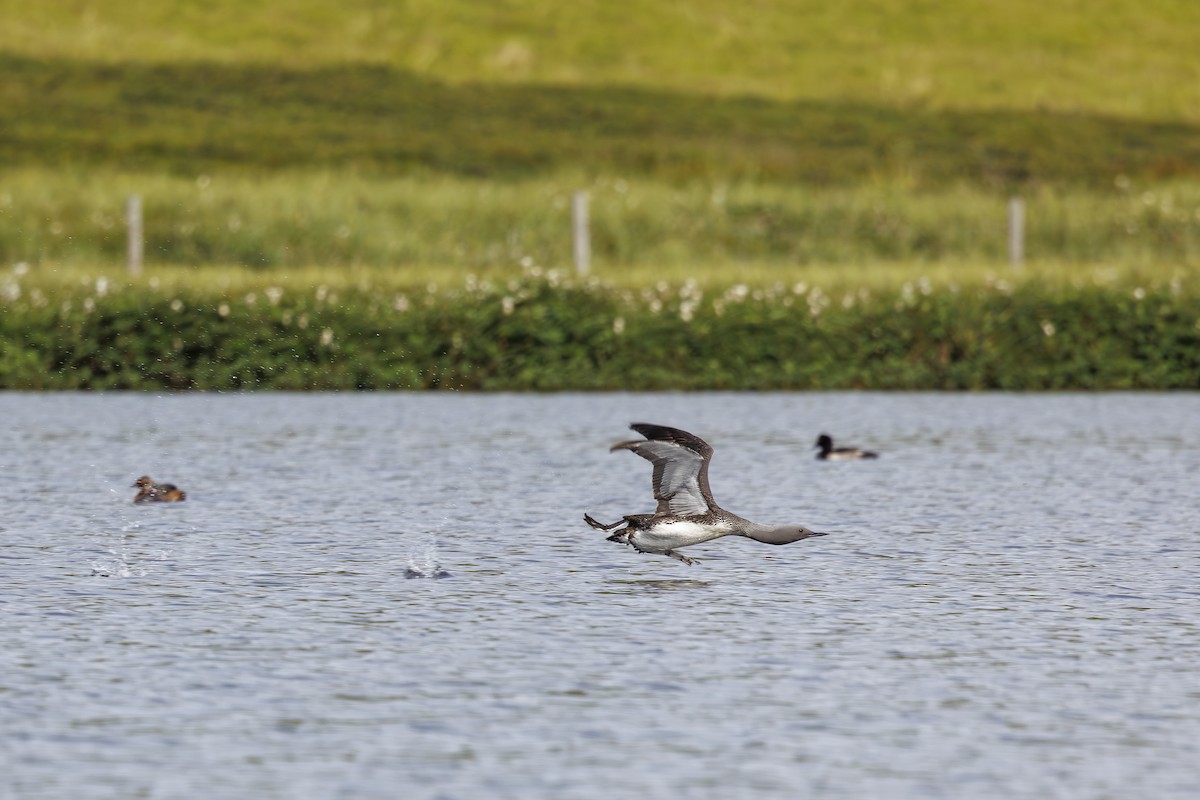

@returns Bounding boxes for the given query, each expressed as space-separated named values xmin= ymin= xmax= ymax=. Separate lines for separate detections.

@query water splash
xmin=404 ymin=536 xmax=451 ymax=579
xmin=89 ymin=544 xmax=169 ymax=579
xmin=90 ymin=553 xmax=147 ymax=579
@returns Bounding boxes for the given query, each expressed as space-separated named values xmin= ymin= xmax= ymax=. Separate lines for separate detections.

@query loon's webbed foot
xmin=664 ymin=549 xmax=697 ymax=566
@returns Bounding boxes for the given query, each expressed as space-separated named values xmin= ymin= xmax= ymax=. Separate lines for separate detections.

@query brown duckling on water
xmin=132 ymin=475 xmax=187 ymax=503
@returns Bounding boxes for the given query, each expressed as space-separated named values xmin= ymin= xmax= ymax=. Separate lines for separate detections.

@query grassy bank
xmin=4 ymin=2 xmax=1200 ymax=277
xmin=4 ymin=264 xmax=1197 ymax=390
xmin=3 ymin=2 xmax=1198 ymax=392
xmin=5 ymin=170 xmax=1200 ymax=271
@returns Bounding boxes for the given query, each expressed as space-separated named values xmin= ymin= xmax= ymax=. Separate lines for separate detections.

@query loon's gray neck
xmin=736 ymin=519 xmax=826 ymax=545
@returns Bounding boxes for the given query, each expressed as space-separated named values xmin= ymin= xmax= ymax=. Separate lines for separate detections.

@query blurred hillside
xmin=3 ymin=0 xmax=1199 ymax=185
xmin=5 ymin=1 xmax=1200 ymax=119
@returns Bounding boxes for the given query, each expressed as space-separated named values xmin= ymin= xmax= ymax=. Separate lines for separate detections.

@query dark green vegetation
xmin=5 ymin=53 xmax=1200 ymax=188
xmin=4 ymin=274 xmax=1197 ymax=390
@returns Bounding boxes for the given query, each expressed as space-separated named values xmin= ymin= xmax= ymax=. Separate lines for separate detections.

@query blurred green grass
xmin=3 ymin=1 xmax=1200 ymax=281
xmin=4 ymin=170 xmax=1199 ymax=273
xmin=3 ymin=53 xmax=1199 ymax=186
xmin=5 ymin=1 xmax=1199 ymax=122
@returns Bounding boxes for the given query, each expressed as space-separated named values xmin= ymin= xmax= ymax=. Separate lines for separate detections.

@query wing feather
xmin=611 ymin=423 xmax=718 ymax=516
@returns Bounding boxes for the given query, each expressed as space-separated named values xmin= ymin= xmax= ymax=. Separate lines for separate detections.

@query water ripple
xmin=2 ymin=391 xmax=1199 ymax=799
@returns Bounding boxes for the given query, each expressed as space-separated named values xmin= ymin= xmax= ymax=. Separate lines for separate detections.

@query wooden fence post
xmin=1007 ymin=196 xmax=1024 ymax=266
xmin=572 ymin=191 xmax=590 ymax=275
xmin=126 ymin=194 xmax=143 ymax=276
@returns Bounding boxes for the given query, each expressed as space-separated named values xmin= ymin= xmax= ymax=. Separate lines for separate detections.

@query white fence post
xmin=572 ymin=191 xmax=590 ymax=275
xmin=126 ymin=194 xmax=143 ymax=276
xmin=1007 ymin=196 xmax=1024 ymax=266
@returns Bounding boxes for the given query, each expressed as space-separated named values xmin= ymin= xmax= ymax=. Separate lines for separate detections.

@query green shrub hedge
xmin=2 ymin=275 xmax=1198 ymax=390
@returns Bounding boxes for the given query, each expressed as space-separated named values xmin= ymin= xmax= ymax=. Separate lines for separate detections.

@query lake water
xmin=3 ymin=392 xmax=1199 ymax=799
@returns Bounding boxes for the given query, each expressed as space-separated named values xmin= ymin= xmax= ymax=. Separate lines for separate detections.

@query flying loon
xmin=585 ymin=423 xmax=827 ymax=565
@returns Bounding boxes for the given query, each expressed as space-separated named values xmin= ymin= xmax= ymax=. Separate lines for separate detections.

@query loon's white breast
xmin=630 ymin=518 xmax=734 ymax=553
